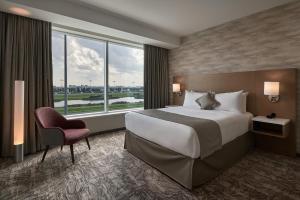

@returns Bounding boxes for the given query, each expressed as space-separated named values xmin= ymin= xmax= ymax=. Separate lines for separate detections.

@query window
xmin=108 ymin=43 xmax=144 ymax=111
xmin=52 ymin=31 xmax=65 ymax=114
xmin=66 ymin=35 xmax=105 ymax=114
xmin=52 ymin=30 xmax=144 ymax=115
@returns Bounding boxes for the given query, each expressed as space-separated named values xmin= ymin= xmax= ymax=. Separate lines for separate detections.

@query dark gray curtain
xmin=144 ymin=45 xmax=169 ymax=109
xmin=0 ymin=11 xmax=53 ymax=157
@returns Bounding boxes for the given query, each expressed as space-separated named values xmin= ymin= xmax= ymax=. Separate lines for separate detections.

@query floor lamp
xmin=14 ymin=80 xmax=24 ymax=163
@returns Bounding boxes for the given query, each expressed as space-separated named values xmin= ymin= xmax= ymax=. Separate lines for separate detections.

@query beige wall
xmin=169 ymin=1 xmax=300 ymax=153
xmin=68 ymin=113 xmax=125 ymax=134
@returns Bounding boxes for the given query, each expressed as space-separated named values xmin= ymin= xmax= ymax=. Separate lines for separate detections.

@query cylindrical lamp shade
xmin=264 ymin=82 xmax=280 ymax=95
xmin=14 ymin=81 xmax=24 ymax=163
xmin=14 ymin=81 xmax=24 ymax=145
xmin=172 ymin=83 xmax=180 ymax=93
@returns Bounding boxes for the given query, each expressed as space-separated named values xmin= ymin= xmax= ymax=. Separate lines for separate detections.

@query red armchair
xmin=35 ymin=107 xmax=91 ymax=164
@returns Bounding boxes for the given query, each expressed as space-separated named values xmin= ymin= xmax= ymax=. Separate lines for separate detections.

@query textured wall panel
xmin=169 ymin=1 xmax=300 ymax=153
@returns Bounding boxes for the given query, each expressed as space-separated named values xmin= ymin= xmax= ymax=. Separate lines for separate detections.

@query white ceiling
xmin=1 ymin=0 xmax=296 ymax=48
xmin=1 ymin=0 xmax=180 ymax=48
xmin=72 ymin=0 xmax=296 ymax=36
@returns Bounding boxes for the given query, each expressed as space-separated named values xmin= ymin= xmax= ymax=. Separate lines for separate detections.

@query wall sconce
xmin=14 ymin=80 xmax=24 ymax=163
xmin=264 ymin=81 xmax=280 ymax=103
xmin=172 ymin=83 xmax=182 ymax=96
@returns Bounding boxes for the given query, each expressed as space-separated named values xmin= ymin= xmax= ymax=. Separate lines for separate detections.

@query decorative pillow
xmin=215 ymin=90 xmax=244 ymax=113
xmin=195 ymin=92 xmax=220 ymax=110
xmin=183 ymin=90 xmax=205 ymax=108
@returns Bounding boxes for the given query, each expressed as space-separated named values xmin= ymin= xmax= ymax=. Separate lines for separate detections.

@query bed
xmin=124 ymin=68 xmax=297 ymax=189
xmin=124 ymin=105 xmax=254 ymax=189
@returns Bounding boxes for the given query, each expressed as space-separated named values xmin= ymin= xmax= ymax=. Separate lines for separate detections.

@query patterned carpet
xmin=0 ymin=131 xmax=300 ymax=200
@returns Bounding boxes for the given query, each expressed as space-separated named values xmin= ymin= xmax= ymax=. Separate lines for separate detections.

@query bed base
xmin=124 ymin=130 xmax=254 ymax=189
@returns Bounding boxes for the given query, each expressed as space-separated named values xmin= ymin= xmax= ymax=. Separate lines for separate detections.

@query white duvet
xmin=125 ymin=106 xmax=253 ymax=159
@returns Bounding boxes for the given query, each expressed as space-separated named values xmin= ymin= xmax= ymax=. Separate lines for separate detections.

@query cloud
xmin=52 ymin=32 xmax=65 ymax=86
xmin=52 ymin=32 xmax=144 ymax=87
xmin=109 ymin=43 xmax=144 ymax=74
xmin=108 ymin=43 xmax=144 ymax=86
xmin=67 ymin=36 xmax=105 ymax=86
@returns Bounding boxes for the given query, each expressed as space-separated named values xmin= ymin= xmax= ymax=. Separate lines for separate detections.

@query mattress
xmin=125 ymin=106 xmax=253 ymax=158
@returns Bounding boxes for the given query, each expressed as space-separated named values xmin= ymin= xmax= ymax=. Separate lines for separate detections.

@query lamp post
xmin=14 ymin=80 xmax=24 ymax=163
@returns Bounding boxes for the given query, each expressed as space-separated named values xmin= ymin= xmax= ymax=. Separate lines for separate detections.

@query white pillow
xmin=215 ymin=90 xmax=244 ymax=113
xmin=183 ymin=90 xmax=205 ymax=108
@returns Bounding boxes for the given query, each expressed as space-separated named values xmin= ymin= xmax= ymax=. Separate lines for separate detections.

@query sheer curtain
xmin=0 ymin=11 xmax=53 ymax=156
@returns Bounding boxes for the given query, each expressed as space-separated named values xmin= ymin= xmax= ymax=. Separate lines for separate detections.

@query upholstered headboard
xmin=173 ymin=68 xmax=297 ymax=156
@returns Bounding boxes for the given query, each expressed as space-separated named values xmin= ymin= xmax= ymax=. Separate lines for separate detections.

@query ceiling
xmin=1 ymin=0 xmax=180 ymax=48
xmin=71 ymin=0 xmax=296 ymax=36
xmin=0 ymin=0 xmax=296 ymax=48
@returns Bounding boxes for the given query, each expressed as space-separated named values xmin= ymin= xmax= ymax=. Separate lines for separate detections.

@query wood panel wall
xmin=173 ymin=68 xmax=297 ymax=156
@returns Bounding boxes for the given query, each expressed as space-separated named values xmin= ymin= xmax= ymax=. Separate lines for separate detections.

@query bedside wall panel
xmin=173 ymin=68 xmax=297 ymax=156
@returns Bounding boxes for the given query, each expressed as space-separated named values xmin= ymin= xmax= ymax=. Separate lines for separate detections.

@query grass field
xmin=55 ymin=102 xmax=144 ymax=115
xmin=54 ymin=92 xmax=144 ymax=114
xmin=54 ymin=92 xmax=143 ymax=102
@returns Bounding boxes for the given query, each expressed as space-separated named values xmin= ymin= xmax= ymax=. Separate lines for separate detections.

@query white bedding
xmin=125 ymin=106 xmax=253 ymax=159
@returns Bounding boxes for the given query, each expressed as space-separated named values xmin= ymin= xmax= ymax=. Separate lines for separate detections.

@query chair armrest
xmin=38 ymin=127 xmax=65 ymax=146
xmin=64 ymin=119 xmax=87 ymax=129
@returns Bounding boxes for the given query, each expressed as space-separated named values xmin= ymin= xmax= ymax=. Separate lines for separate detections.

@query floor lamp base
xmin=14 ymin=144 xmax=24 ymax=163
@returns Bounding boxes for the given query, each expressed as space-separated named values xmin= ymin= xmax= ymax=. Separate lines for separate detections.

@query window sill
xmin=65 ymin=107 xmax=144 ymax=119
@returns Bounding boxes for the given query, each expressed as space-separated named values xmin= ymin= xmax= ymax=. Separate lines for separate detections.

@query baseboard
xmin=89 ymin=127 xmax=126 ymax=136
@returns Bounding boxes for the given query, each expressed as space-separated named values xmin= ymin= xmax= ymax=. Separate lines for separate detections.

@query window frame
xmin=52 ymin=27 xmax=144 ymax=116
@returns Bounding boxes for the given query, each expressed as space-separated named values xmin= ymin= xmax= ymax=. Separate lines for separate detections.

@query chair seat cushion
xmin=63 ymin=128 xmax=89 ymax=145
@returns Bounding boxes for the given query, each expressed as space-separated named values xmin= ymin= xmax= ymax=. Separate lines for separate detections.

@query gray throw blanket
xmin=135 ymin=109 xmax=222 ymax=159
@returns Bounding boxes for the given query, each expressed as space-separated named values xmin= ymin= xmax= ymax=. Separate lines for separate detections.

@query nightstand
xmin=252 ymin=116 xmax=294 ymax=156
xmin=252 ymin=116 xmax=290 ymax=138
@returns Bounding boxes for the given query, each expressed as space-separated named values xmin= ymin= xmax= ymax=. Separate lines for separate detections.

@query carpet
xmin=0 ymin=131 xmax=300 ymax=200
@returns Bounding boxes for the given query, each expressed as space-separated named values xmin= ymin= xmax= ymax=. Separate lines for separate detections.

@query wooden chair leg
xmin=70 ymin=144 xmax=75 ymax=164
xmin=61 ymin=145 xmax=63 ymax=151
xmin=41 ymin=145 xmax=49 ymax=162
xmin=85 ymin=137 xmax=91 ymax=150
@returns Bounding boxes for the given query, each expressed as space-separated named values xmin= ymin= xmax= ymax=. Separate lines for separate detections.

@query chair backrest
xmin=35 ymin=107 xmax=67 ymax=128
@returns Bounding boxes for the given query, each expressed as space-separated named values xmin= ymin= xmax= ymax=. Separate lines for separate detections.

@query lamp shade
xmin=264 ymin=82 xmax=279 ymax=96
xmin=172 ymin=83 xmax=180 ymax=93
xmin=14 ymin=80 xmax=24 ymax=145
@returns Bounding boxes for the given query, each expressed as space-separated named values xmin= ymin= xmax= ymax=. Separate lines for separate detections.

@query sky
xmin=52 ymin=31 xmax=144 ymax=87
